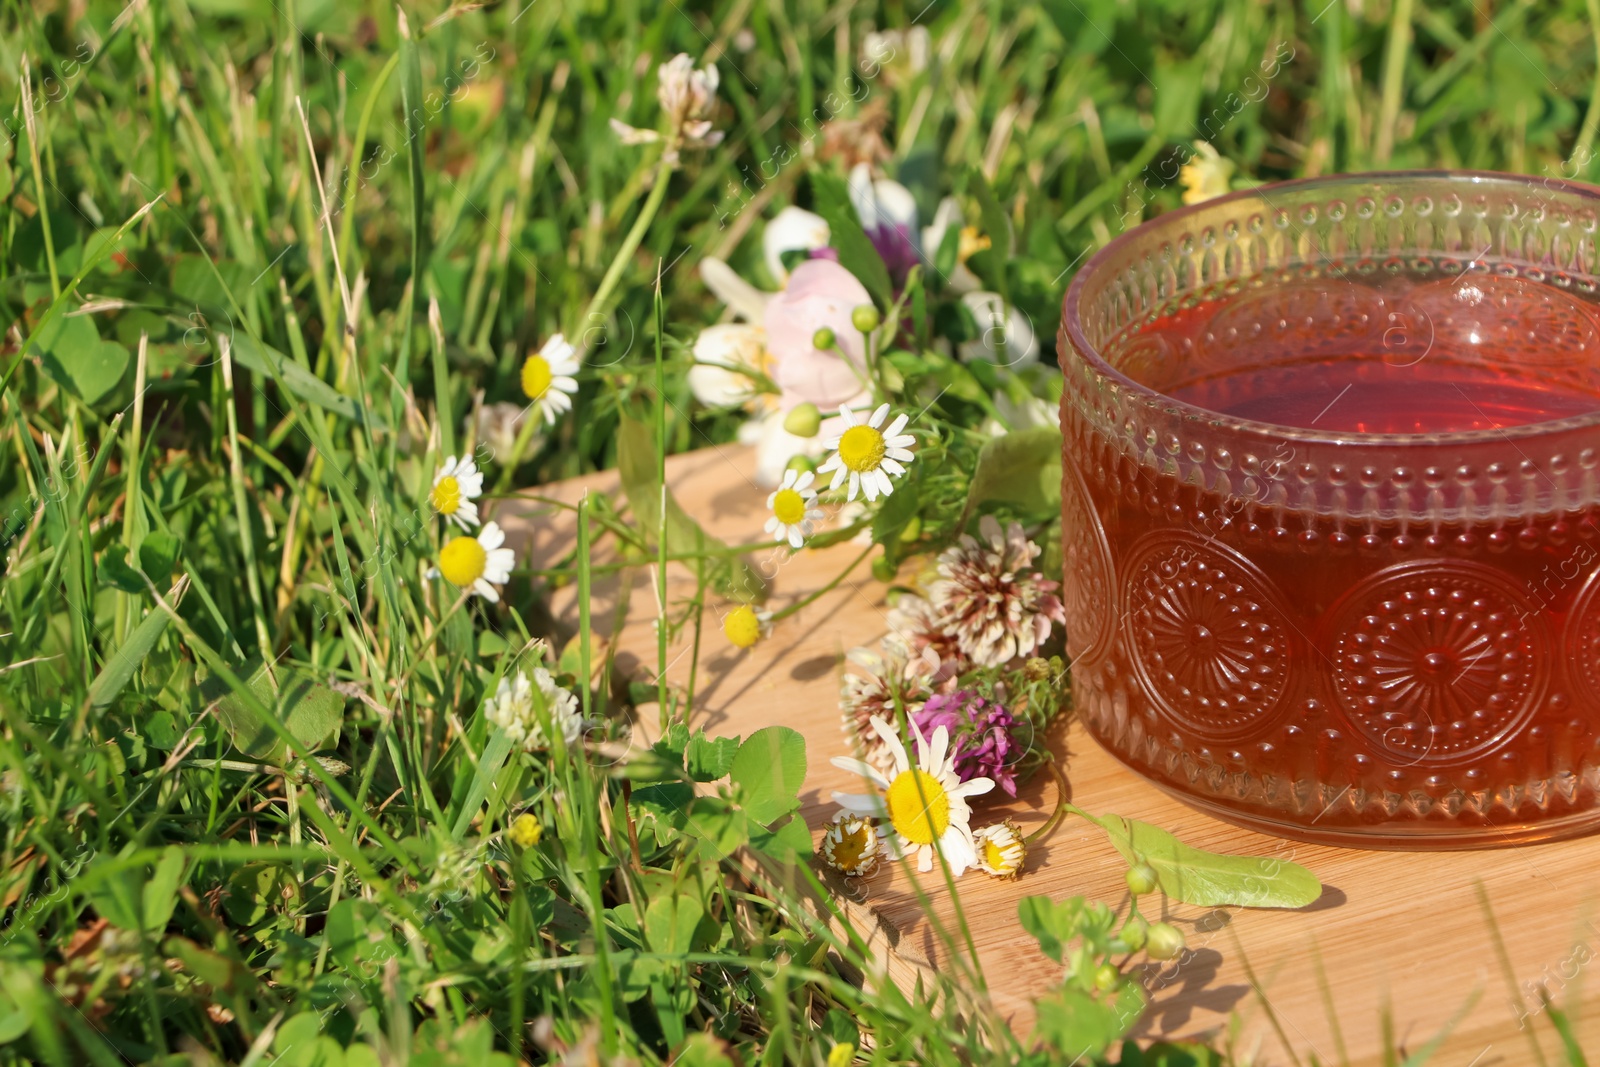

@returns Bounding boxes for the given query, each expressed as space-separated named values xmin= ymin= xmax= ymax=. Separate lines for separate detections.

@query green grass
xmin=3 ymin=0 xmax=1600 ymax=1063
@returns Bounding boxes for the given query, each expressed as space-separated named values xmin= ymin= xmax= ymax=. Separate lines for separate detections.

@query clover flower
xmin=929 ymin=516 xmax=1064 ymax=667
xmin=912 ymin=689 xmax=1023 ymax=797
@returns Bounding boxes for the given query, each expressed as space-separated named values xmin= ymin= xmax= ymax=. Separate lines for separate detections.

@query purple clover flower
xmin=912 ymin=689 xmax=1022 ymax=797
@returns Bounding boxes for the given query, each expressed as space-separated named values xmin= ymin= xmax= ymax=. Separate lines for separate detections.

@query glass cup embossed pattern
xmin=1058 ymin=172 xmax=1600 ymax=848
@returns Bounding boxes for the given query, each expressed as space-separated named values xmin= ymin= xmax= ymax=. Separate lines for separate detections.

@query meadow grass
xmin=4 ymin=0 xmax=1600 ymax=1063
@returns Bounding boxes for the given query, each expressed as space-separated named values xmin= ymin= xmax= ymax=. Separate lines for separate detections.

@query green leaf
xmin=617 ymin=413 xmax=766 ymax=602
xmin=1076 ymin=810 xmax=1322 ymax=909
xmin=450 ymin=729 xmax=514 ymax=841
xmin=228 ymin=331 xmax=381 ymax=428
xmin=142 ymin=847 xmax=187 ymax=932
xmin=685 ymin=732 xmax=740 ymax=782
xmin=202 ymin=659 xmax=346 ymax=763
xmin=0 ymin=1006 xmax=30 ymax=1044
xmin=98 ymin=546 xmax=147 ymax=594
xmin=84 ymin=861 xmax=143 ymax=931
xmin=748 ymin=814 xmax=813 ymax=863
xmin=90 ymin=579 xmax=185 ymax=713
xmin=1033 ymin=982 xmax=1145 ymax=1060
xmin=27 ymin=315 xmax=128 ymax=404
xmin=138 ymin=531 xmax=181 ymax=580
xmin=644 ymin=891 xmax=704 ymax=956
xmin=809 ymin=170 xmax=893 ymax=307
xmin=686 ymin=797 xmax=750 ymax=861
xmin=963 ymin=427 xmax=1063 ymax=518
xmin=1018 ymin=895 xmax=1081 ymax=963
xmin=728 ymin=726 xmax=807 ymax=826
xmin=162 ymin=937 xmax=239 ymax=990
xmin=967 ymin=167 xmax=1013 ymax=305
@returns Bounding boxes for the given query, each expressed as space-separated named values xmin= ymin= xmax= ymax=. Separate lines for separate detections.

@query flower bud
xmin=1093 ymin=963 xmax=1120 ymax=991
xmin=1145 ymin=921 xmax=1185 ymax=961
xmin=812 ymin=326 xmax=836 ymax=351
xmin=1119 ymin=914 xmax=1148 ymax=951
xmin=1125 ymin=862 xmax=1158 ymax=896
xmin=783 ymin=402 xmax=822 ymax=437
xmin=785 ymin=454 xmax=817 ymax=474
xmin=851 ymin=304 xmax=881 ymax=334
xmin=871 ymin=555 xmax=897 ymax=582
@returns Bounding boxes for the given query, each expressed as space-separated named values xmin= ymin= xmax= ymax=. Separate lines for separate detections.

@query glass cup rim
xmin=1060 ymin=168 xmax=1600 ymax=449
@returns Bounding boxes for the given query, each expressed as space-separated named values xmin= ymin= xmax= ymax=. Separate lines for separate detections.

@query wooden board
xmin=501 ymin=444 xmax=1600 ymax=1067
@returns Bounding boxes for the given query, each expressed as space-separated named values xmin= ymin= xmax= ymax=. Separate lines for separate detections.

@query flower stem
xmin=1025 ymin=759 xmax=1072 ymax=847
xmin=580 ymin=151 xmax=676 ymax=340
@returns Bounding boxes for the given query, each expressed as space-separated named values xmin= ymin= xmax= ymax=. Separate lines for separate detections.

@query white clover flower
xmin=485 ymin=667 xmax=581 ymax=752
xmin=816 ymin=403 xmax=916 ymax=502
xmin=610 ymin=53 xmax=723 ymax=163
xmin=430 ymin=454 xmax=483 ymax=530
xmin=929 ymin=516 xmax=1065 ymax=667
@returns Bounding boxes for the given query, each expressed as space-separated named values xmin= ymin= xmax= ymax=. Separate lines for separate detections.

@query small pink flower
xmin=763 ymin=259 xmax=872 ymax=410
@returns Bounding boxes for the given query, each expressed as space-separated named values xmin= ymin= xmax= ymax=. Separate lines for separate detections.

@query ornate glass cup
xmin=1058 ymin=171 xmax=1600 ymax=848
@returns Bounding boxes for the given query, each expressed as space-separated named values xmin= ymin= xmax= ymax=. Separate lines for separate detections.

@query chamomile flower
xmin=723 ymin=604 xmax=772 ymax=649
xmin=816 ymin=403 xmax=916 ymax=502
xmin=430 ymin=454 xmax=483 ymax=530
xmin=764 ymin=468 xmax=823 ymax=549
xmin=973 ymin=819 xmax=1026 ymax=879
xmin=485 ymin=667 xmax=582 ymax=751
xmin=429 ymin=521 xmax=516 ymax=602
xmin=831 ymin=714 xmax=993 ymax=876
xmin=521 ymin=334 xmax=580 ymax=426
xmin=821 ymin=812 xmax=880 ymax=877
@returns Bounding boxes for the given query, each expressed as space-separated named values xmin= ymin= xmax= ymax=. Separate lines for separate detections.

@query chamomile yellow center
xmin=884 ymin=769 xmax=950 ymax=846
xmin=829 ymin=823 xmax=875 ymax=872
xmin=431 ymin=475 xmax=462 ymax=515
xmin=772 ymin=488 xmax=807 ymax=526
xmin=723 ymin=605 xmax=761 ymax=648
xmin=984 ymin=839 xmax=1007 ymax=869
xmin=837 ymin=425 xmax=886 ymax=473
xmin=521 ymin=354 xmax=553 ymax=400
xmin=438 ymin=536 xmax=488 ymax=587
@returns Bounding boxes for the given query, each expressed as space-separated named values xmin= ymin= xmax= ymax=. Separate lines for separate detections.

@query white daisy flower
xmin=429 ymin=520 xmax=516 ymax=602
xmin=521 ymin=334 xmax=579 ymax=426
xmin=429 ymin=454 xmax=483 ymax=530
xmin=831 ymin=714 xmax=993 ymax=876
xmin=816 ymin=403 xmax=916 ymax=502
xmin=484 ymin=667 xmax=581 ymax=751
xmin=764 ymin=468 xmax=823 ymax=549
xmin=821 ymin=811 xmax=880 ymax=877
xmin=973 ymin=820 xmax=1026 ymax=879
